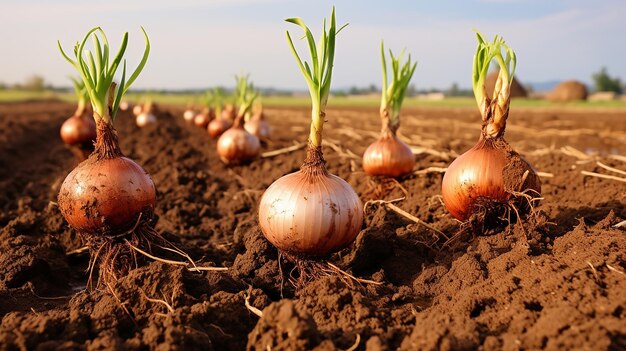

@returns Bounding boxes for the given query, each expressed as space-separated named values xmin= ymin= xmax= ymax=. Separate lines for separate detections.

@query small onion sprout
xmin=216 ymin=75 xmax=261 ymax=164
xmin=59 ymin=76 xmax=96 ymax=159
xmin=207 ymin=88 xmax=233 ymax=138
xmin=258 ymin=8 xmax=363 ymax=260
xmin=57 ymin=27 xmax=166 ymax=287
xmin=362 ymin=42 xmax=417 ymax=178
xmin=441 ymin=31 xmax=541 ymax=229
xmin=136 ymin=100 xmax=157 ymax=127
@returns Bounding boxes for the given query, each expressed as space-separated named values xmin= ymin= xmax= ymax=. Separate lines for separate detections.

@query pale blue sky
xmin=0 ymin=0 xmax=624 ymax=90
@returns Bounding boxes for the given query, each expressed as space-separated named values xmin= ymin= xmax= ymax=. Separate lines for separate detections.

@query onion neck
xmin=380 ymin=106 xmax=399 ymax=137
xmin=309 ymin=103 xmax=325 ymax=148
xmin=75 ymin=99 xmax=87 ymax=117
xmin=301 ymin=142 xmax=328 ymax=177
xmin=93 ymin=113 xmax=123 ymax=159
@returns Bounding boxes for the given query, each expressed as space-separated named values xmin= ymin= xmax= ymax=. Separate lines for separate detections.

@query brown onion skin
xmin=194 ymin=113 xmax=210 ymax=128
xmin=363 ymin=134 xmax=415 ymax=177
xmin=244 ymin=118 xmax=271 ymax=139
xmin=258 ymin=170 xmax=363 ymax=258
xmin=217 ymin=127 xmax=260 ymax=164
xmin=441 ymin=138 xmax=540 ymax=221
xmin=136 ymin=112 xmax=156 ymax=127
xmin=58 ymin=157 xmax=156 ymax=234
xmin=208 ymin=119 xmax=233 ymax=138
xmin=60 ymin=114 xmax=97 ymax=146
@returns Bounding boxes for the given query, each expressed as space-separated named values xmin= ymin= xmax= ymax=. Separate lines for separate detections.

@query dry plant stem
xmin=613 ymin=220 xmax=626 ymax=228
xmin=129 ymin=244 xmax=228 ymax=272
xmin=587 ymin=261 xmax=600 ymax=282
xmin=261 ymin=142 xmax=306 ymax=158
xmin=609 ymin=154 xmax=626 ymax=163
xmin=106 ymin=281 xmax=137 ymax=326
xmin=66 ymin=246 xmax=89 ymax=255
xmin=561 ymin=146 xmax=592 ymax=161
xmin=244 ymin=286 xmax=264 ymax=318
xmin=344 ymin=334 xmax=361 ymax=351
xmin=537 ymin=171 xmax=554 ymax=178
xmin=364 ymin=198 xmax=450 ymax=241
xmin=606 ymin=264 xmax=625 ymax=275
xmin=414 ymin=167 xmax=447 ymax=175
xmin=596 ymin=161 xmax=626 ymax=176
xmin=140 ymin=288 xmax=175 ymax=314
xmin=580 ymin=171 xmax=626 ymax=183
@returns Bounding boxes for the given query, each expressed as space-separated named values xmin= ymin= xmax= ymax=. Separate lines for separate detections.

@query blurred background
xmin=1 ymin=0 xmax=625 ymax=106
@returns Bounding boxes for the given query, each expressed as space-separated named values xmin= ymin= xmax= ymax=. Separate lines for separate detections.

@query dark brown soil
xmin=1 ymin=100 xmax=625 ymax=350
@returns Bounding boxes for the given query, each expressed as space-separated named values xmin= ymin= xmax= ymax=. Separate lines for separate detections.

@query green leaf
xmin=111 ymin=60 xmax=127 ymax=120
xmin=123 ymin=26 xmax=150 ymax=93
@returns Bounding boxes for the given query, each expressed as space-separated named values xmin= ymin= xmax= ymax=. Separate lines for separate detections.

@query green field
xmin=2 ymin=89 xmax=626 ymax=110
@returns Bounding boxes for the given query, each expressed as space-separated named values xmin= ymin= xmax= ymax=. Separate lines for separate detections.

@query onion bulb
xmin=259 ymin=166 xmax=363 ymax=257
xmin=132 ymin=104 xmax=143 ymax=116
xmin=60 ymin=114 xmax=96 ymax=146
xmin=363 ymin=133 xmax=415 ymax=177
xmin=217 ymin=126 xmax=260 ymax=164
xmin=58 ymin=156 xmax=156 ymax=233
xmin=136 ymin=111 xmax=156 ymax=127
xmin=58 ymin=26 xmax=164 ymax=287
xmin=194 ymin=109 xmax=214 ymax=128
xmin=208 ymin=118 xmax=232 ymax=138
xmin=259 ymin=9 xmax=362 ymax=259
xmin=119 ymin=101 xmax=130 ymax=111
xmin=442 ymin=31 xmax=541 ymax=225
xmin=183 ymin=109 xmax=195 ymax=123
xmin=244 ymin=116 xmax=271 ymax=140
xmin=363 ymin=41 xmax=417 ymax=178
xmin=442 ymin=138 xmax=541 ymax=221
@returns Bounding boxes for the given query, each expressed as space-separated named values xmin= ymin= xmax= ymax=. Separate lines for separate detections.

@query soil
xmin=0 ymin=99 xmax=625 ymax=350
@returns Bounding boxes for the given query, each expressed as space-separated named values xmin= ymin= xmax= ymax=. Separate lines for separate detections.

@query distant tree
xmin=23 ymin=75 xmax=45 ymax=91
xmin=0 ymin=81 xmax=5 ymax=90
xmin=447 ymin=82 xmax=460 ymax=96
xmin=592 ymin=67 xmax=622 ymax=93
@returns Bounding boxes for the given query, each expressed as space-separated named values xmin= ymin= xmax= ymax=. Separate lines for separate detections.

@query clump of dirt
xmin=0 ymin=100 xmax=625 ymax=350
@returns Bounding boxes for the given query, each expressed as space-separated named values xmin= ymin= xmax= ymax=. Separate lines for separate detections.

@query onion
xmin=208 ymin=118 xmax=232 ymax=138
xmin=136 ymin=112 xmax=156 ymax=127
xmin=244 ymin=116 xmax=271 ymax=139
xmin=132 ymin=104 xmax=143 ymax=116
xmin=442 ymin=138 xmax=541 ymax=221
xmin=58 ymin=156 xmax=156 ymax=233
xmin=119 ymin=101 xmax=130 ymax=111
xmin=363 ymin=133 xmax=415 ymax=177
xmin=194 ymin=109 xmax=214 ymax=128
xmin=58 ymin=26 xmax=162 ymax=286
xmin=217 ymin=126 xmax=260 ymax=164
xmin=60 ymin=114 xmax=96 ymax=146
xmin=363 ymin=42 xmax=417 ymax=178
xmin=259 ymin=9 xmax=363 ymax=259
xmin=183 ymin=109 xmax=195 ymax=123
xmin=259 ymin=163 xmax=363 ymax=257
xmin=441 ymin=31 xmax=542 ymax=225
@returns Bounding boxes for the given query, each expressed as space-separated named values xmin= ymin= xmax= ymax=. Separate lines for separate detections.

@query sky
xmin=0 ymin=0 xmax=624 ymax=91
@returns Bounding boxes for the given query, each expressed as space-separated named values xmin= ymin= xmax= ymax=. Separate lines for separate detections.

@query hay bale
xmin=548 ymin=80 xmax=588 ymax=102
xmin=485 ymin=71 xmax=528 ymax=98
